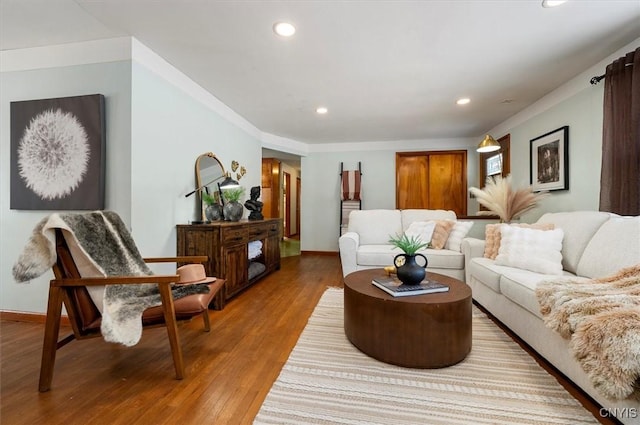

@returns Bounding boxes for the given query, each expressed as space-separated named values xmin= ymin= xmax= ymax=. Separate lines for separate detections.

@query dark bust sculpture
xmin=244 ymin=186 xmax=264 ymax=220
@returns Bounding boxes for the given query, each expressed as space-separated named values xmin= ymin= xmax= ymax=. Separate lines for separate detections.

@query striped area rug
xmin=254 ymin=287 xmax=597 ymax=425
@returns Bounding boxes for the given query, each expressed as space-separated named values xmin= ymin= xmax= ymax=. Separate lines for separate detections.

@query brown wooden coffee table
xmin=344 ymin=268 xmax=472 ymax=368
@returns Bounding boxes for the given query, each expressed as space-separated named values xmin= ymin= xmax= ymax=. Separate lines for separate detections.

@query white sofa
xmin=462 ymin=211 xmax=640 ymax=424
xmin=338 ymin=209 xmax=468 ymax=281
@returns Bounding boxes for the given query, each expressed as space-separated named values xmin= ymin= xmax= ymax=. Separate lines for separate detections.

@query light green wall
xmin=506 ymin=85 xmax=605 ymax=223
xmin=130 ymin=62 xmax=262 ymax=273
xmin=0 ymin=61 xmax=132 ymax=313
xmin=301 ymin=143 xmax=477 ymax=252
xmin=0 ymin=56 xmax=263 ymax=313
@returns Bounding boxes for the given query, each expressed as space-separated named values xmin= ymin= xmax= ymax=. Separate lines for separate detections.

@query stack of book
xmin=372 ymin=276 xmax=449 ymax=297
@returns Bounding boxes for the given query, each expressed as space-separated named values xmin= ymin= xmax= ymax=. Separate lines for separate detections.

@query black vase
xmin=393 ymin=253 xmax=428 ymax=286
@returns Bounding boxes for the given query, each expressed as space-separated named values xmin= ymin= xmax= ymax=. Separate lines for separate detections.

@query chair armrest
xmin=143 ymin=256 xmax=208 ymax=264
xmin=51 ymin=275 xmax=179 ymax=287
xmin=338 ymin=232 xmax=360 ymax=277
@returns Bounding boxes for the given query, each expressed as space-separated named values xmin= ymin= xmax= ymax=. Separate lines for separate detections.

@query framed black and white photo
xmin=10 ymin=94 xmax=106 ymax=210
xmin=486 ymin=153 xmax=502 ymax=176
xmin=530 ymin=126 xmax=569 ymax=192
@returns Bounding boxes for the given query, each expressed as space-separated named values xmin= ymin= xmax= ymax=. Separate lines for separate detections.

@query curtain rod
xmin=590 ymin=62 xmax=634 ymax=85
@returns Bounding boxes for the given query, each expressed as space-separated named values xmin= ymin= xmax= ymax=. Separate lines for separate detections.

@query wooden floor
xmin=1 ymin=254 xmax=614 ymax=424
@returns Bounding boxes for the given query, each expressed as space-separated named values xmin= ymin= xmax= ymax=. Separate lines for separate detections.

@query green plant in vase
xmin=388 ymin=233 xmax=430 ymax=286
xmin=221 ymin=187 xmax=245 ymax=203
xmin=221 ymin=187 xmax=245 ymax=221
xmin=388 ymin=233 xmax=430 ymax=255
xmin=202 ymin=192 xmax=222 ymax=221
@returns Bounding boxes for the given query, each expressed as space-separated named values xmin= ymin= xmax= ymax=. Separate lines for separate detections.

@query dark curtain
xmin=599 ymin=47 xmax=640 ymax=215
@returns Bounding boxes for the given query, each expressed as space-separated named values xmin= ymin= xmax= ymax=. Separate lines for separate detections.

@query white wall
xmin=0 ymin=60 xmax=133 ymax=313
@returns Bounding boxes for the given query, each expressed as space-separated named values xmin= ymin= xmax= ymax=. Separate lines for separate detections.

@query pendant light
xmin=476 ymin=135 xmax=500 ymax=153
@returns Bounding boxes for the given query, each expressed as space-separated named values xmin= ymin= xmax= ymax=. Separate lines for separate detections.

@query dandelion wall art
xmin=10 ymin=94 xmax=105 ymax=210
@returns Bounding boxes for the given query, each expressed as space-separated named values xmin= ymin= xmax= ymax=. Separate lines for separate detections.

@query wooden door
xmin=283 ymin=171 xmax=291 ymax=237
xmin=261 ymin=158 xmax=281 ymax=219
xmin=295 ymin=177 xmax=301 ymax=236
xmin=396 ymin=150 xmax=467 ymax=217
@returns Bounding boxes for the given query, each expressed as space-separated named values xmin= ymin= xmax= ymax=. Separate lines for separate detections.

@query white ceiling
xmin=2 ymin=0 xmax=639 ymax=145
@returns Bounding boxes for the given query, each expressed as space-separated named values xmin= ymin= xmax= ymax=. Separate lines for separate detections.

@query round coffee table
xmin=344 ymin=269 xmax=472 ymax=368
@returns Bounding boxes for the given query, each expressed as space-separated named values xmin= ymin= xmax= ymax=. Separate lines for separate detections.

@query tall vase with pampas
xmin=469 ymin=175 xmax=547 ymax=223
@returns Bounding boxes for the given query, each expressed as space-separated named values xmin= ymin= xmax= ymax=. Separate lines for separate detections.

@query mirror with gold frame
xmin=194 ymin=152 xmax=225 ymax=223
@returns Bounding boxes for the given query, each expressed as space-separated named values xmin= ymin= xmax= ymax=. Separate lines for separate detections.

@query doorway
xmin=261 ymin=148 xmax=302 ymax=257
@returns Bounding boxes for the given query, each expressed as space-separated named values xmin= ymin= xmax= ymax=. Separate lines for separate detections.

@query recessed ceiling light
xmin=456 ymin=98 xmax=470 ymax=105
xmin=316 ymin=107 xmax=328 ymax=114
xmin=273 ymin=22 xmax=296 ymax=37
xmin=542 ymin=0 xmax=567 ymax=7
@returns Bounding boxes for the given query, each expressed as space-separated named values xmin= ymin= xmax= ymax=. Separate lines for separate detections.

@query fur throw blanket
xmin=536 ymin=264 xmax=640 ymax=400
xmin=13 ymin=211 xmax=210 ymax=347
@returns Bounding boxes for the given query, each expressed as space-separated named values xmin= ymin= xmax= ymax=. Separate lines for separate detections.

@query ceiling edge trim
xmin=131 ymin=37 xmax=263 ymax=142
xmin=261 ymin=133 xmax=309 ymax=156
xmin=0 ymin=37 xmax=131 ymax=73
xmin=307 ymin=138 xmax=477 ymax=153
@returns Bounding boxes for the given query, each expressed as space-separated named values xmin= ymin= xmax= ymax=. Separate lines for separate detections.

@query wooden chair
xmin=39 ymin=228 xmax=224 ymax=392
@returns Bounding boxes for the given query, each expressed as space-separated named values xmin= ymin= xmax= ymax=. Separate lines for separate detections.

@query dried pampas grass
xmin=469 ymin=175 xmax=547 ymax=223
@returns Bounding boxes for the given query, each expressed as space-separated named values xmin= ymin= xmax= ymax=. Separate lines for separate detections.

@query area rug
xmin=254 ymin=287 xmax=597 ymax=425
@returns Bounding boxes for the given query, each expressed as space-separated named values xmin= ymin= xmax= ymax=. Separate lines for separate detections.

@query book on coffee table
xmin=371 ymin=276 xmax=449 ymax=297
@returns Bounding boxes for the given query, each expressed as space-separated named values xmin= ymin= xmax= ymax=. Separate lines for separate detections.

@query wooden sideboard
xmin=176 ymin=218 xmax=282 ymax=309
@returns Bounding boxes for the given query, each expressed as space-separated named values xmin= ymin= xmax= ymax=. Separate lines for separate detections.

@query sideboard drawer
xmin=221 ymin=227 xmax=248 ymax=245
xmin=248 ymin=226 xmax=268 ymax=240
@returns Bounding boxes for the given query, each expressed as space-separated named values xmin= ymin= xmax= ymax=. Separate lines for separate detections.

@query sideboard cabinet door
xmin=176 ymin=219 xmax=282 ymax=309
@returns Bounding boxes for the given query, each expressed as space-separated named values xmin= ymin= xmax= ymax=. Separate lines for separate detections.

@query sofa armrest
xmin=462 ymin=237 xmax=485 ymax=259
xmin=338 ymin=232 xmax=360 ymax=277
xmin=461 ymin=237 xmax=485 ymax=283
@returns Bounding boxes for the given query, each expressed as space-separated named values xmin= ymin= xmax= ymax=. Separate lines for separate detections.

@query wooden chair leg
xmin=202 ymin=310 xmax=211 ymax=332
xmin=158 ymin=283 xmax=184 ymax=379
xmin=39 ymin=286 xmax=65 ymax=392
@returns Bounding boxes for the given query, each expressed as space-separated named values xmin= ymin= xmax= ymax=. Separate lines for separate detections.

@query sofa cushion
xmin=536 ymin=211 xmax=612 ymax=274
xmin=404 ymin=221 xmax=436 ymax=244
xmin=348 ymin=209 xmax=402 ymax=245
xmin=495 ymin=225 xmax=564 ymax=275
xmin=445 ymin=221 xmax=473 ymax=252
xmin=499 ymin=268 xmax=577 ymax=319
xmin=483 ymin=223 xmax=555 ymax=259
xmin=400 ymin=209 xmax=456 ymax=232
xmin=420 ymin=248 xmax=464 ymax=269
xmin=430 ymin=220 xmax=456 ymax=249
xmin=468 ymin=257 xmax=505 ymax=293
xmin=577 ymin=215 xmax=640 ymax=279
xmin=356 ymin=245 xmax=464 ymax=270
xmin=356 ymin=245 xmax=403 ymax=266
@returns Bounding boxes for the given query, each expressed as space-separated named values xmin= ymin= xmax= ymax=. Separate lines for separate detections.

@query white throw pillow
xmin=404 ymin=221 xmax=436 ymax=244
xmin=495 ymin=225 xmax=564 ymax=275
xmin=445 ymin=221 xmax=474 ymax=252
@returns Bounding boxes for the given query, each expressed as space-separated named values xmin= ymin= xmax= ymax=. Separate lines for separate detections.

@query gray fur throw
xmin=536 ymin=264 xmax=640 ymax=400
xmin=13 ymin=211 xmax=210 ymax=347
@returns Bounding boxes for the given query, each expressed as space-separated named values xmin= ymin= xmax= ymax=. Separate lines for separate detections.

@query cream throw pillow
xmin=404 ymin=221 xmax=436 ymax=244
xmin=483 ymin=223 xmax=555 ymax=259
xmin=430 ymin=220 xmax=455 ymax=250
xmin=495 ymin=225 xmax=564 ymax=275
xmin=445 ymin=221 xmax=474 ymax=252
